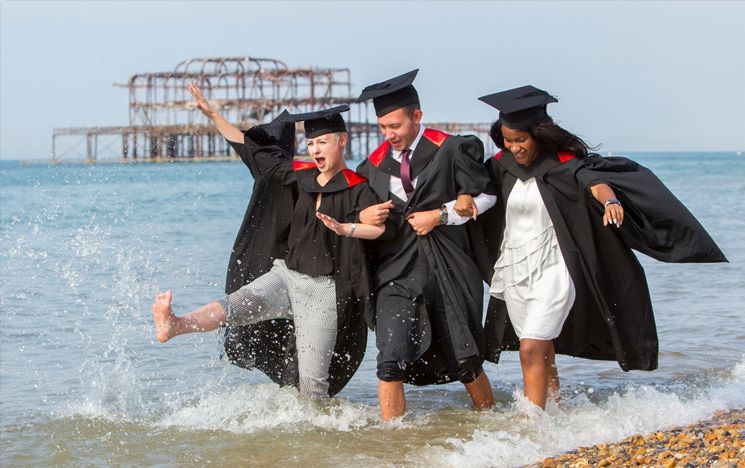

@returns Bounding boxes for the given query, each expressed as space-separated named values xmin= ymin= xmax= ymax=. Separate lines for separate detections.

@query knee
xmin=377 ymin=361 xmax=406 ymax=382
xmin=216 ymin=298 xmax=230 ymax=314
xmin=519 ymin=340 xmax=550 ymax=366
xmin=456 ymin=356 xmax=484 ymax=384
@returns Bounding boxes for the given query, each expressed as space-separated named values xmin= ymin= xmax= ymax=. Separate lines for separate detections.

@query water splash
xmin=158 ymin=383 xmax=380 ymax=433
xmin=414 ymin=358 xmax=745 ymax=467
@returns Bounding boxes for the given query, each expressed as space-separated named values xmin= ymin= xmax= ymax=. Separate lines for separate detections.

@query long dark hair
xmin=489 ymin=116 xmax=595 ymax=159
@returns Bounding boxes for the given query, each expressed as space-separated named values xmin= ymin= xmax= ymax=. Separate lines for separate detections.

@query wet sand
xmin=531 ymin=408 xmax=745 ymax=467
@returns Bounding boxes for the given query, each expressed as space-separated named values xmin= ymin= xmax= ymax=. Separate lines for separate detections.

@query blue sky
xmin=1 ymin=0 xmax=744 ymax=159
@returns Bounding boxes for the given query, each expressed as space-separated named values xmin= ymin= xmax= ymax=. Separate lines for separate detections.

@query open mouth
xmin=314 ymin=156 xmax=326 ymax=168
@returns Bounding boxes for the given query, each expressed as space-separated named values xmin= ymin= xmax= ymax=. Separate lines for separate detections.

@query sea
xmin=1 ymin=152 xmax=743 ymax=467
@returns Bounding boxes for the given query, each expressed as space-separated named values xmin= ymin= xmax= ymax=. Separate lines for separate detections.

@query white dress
xmin=489 ymin=177 xmax=576 ymax=340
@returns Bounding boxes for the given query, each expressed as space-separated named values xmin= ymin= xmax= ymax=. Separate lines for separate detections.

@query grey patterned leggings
xmin=217 ymin=259 xmax=337 ymax=398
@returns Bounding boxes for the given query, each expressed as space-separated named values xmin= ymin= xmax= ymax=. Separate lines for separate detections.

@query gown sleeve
xmin=452 ymin=135 xmax=492 ymax=196
xmin=344 ymin=182 xmax=381 ymax=221
xmin=228 ymin=127 xmax=292 ymax=179
xmin=575 ymin=155 xmax=727 ymax=263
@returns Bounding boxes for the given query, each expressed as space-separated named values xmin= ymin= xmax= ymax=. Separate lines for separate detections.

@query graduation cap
xmin=245 ymin=110 xmax=295 ymax=155
xmin=291 ymin=105 xmax=349 ymax=139
xmin=478 ymin=85 xmax=558 ymax=129
xmin=356 ymin=69 xmax=420 ymax=117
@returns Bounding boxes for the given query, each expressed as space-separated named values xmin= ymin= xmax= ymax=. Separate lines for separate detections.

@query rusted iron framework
xmin=51 ymin=56 xmax=494 ymax=163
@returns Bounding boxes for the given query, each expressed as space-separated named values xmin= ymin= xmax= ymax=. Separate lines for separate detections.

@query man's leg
xmin=428 ymin=286 xmax=495 ymax=410
xmin=375 ymin=284 xmax=420 ymax=421
xmin=463 ymin=370 xmax=494 ymax=410
xmin=152 ymin=291 xmax=226 ymax=343
xmin=378 ymin=380 xmax=405 ymax=421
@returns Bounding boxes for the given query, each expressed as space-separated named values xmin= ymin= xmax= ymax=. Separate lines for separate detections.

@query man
xmin=355 ymin=70 xmax=497 ymax=420
xmin=151 ymin=85 xmax=383 ymax=398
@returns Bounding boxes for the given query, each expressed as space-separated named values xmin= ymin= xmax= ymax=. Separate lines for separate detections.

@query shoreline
xmin=3 ymin=151 xmax=742 ymax=166
xmin=530 ymin=408 xmax=745 ymax=467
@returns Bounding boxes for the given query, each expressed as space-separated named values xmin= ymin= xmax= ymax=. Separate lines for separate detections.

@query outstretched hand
xmin=316 ymin=212 xmax=349 ymax=236
xmin=188 ymin=82 xmax=217 ymax=119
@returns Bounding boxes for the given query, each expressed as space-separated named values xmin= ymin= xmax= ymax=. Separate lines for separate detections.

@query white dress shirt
xmin=388 ymin=125 xmax=496 ymax=225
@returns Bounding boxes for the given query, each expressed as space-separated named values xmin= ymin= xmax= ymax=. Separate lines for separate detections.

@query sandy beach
xmin=532 ymin=408 xmax=745 ymax=467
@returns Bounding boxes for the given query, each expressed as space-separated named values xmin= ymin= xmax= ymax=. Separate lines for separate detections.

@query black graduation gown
xmin=222 ymin=134 xmax=375 ymax=396
xmin=356 ymin=128 xmax=494 ymax=385
xmin=224 ymin=133 xmax=295 ymax=294
xmin=481 ymin=151 xmax=727 ymax=371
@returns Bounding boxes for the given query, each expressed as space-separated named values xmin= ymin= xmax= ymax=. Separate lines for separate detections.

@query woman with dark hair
xmin=477 ymin=86 xmax=727 ymax=409
xmin=488 ymin=115 xmax=592 ymax=160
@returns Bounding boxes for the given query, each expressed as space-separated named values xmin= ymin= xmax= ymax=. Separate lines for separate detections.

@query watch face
xmin=439 ymin=208 xmax=448 ymax=224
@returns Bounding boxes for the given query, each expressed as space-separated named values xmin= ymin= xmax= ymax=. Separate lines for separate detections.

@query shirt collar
xmin=391 ymin=125 xmax=425 ymax=161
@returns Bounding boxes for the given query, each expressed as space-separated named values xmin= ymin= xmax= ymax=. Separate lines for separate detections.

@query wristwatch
xmin=439 ymin=205 xmax=449 ymax=225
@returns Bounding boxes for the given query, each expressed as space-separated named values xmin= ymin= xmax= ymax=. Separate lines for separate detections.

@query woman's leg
xmin=515 ymin=250 xmax=573 ymax=409
xmin=519 ymin=338 xmax=555 ymax=409
xmin=546 ymin=343 xmax=560 ymax=401
xmin=152 ymin=291 xmax=227 ymax=343
xmin=286 ymin=271 xmax=338 ymax=399
xmin=152 ymin=266 xmax=292 ymax=343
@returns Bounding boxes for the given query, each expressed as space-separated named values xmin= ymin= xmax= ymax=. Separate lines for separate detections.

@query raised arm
xmin=189 ymin=82 xmax=243 ymax=143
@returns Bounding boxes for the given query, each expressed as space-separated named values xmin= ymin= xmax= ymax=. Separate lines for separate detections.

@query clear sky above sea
xmin=1 ymin=0 xmax=744 ymax=160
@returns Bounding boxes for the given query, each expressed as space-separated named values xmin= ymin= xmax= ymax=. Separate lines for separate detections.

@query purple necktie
xmin=400 ymin=148 xmax=414 ymax=195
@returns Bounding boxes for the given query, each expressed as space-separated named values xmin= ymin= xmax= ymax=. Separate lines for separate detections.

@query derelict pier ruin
xmin=51 ymin=56 xmax=493 ymax=162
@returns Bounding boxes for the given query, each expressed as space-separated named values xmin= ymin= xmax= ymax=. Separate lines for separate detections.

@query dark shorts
xmin=375 ymin=282 xmax=483 ymax=384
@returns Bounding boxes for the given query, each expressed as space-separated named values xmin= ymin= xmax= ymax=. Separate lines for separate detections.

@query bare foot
xmin=152 ymin=290 xmax=176 ymax=343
